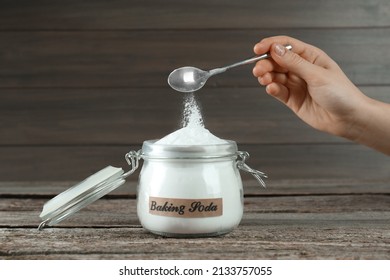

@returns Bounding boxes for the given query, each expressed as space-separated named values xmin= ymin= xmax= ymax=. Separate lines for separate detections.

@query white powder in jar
xmin=137 ymin=157 xmax=244 ymax=236
xmin=155 ymin=126 xmax=227 ymax=145
xmin=155 ymin=93 xmax=228 ymax=145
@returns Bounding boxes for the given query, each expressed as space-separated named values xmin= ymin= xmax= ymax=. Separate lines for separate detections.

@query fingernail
xmin=265 ymin=85 xmax=272 ymax=94
xmin=274 ymin=44 xmax=286 ymax=56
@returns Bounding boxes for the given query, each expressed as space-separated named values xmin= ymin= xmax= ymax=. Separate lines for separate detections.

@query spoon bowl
xmin=168 ymin=66 xmax=209 ymax=93
xmin=168 ymin=44 xmax=292 ymax=93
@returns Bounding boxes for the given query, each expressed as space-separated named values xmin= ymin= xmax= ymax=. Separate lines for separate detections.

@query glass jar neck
xmin=141 ymin=140 xmax=238 ymax=159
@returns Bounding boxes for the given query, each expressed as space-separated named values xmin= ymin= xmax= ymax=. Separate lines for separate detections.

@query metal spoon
xmin=168 ymin=44 xmax=292 ymax=92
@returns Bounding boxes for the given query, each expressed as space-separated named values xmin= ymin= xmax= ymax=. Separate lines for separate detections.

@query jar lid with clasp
xmin=38 ymin=151 xmax=141 ymax=230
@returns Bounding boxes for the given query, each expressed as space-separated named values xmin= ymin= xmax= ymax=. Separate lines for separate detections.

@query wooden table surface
xmin=1 ymin=179 xmax=389 ymax=260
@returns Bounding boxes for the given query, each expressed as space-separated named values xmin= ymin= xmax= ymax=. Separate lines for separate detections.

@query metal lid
xmin=141 ymin=140 xmax=238 ymax=159
xmin=38 ymin=151 xmax=141 ymax=230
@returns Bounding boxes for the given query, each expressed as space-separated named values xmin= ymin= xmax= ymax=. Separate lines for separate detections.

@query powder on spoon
xmin=155 ymin=93 xmax=227 ymax=145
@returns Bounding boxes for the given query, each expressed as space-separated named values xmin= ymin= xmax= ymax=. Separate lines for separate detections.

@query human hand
xmin=252 ymin=35 xmax=367 ymax=139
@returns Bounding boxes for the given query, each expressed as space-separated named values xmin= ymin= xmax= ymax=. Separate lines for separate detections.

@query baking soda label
xmin=149 ymin=197 xmax=223 ymax=218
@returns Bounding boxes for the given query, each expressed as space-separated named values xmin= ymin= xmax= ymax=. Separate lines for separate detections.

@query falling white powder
xmin=156 ymin=93 xmax=227 ymax=145
xmin=181 ymin=93 xmax=204 ymax=128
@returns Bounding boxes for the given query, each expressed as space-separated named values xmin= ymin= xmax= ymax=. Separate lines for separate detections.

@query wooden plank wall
xmin=0 ymin=0 xmax=389 ymax=182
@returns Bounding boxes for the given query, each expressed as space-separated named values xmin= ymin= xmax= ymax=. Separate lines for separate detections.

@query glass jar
xmin=136 ymin=140 xmax=266 ymax=237
xmin=37 ymin=139 xmax=266 ymax=237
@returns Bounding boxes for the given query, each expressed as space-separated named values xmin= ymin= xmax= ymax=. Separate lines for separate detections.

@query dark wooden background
xmin=0 ymin=0 xmax=389 ymax=183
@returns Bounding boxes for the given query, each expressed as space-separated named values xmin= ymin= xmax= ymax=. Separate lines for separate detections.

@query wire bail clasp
xmin=236 ymin=151 xmax=267 ymax=188
xmin=123 ymin=150 xmax=141 ymax=178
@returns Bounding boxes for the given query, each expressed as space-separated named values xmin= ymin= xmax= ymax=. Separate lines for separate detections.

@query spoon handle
xmin=210 ymin=44 xmax=292 ymax=76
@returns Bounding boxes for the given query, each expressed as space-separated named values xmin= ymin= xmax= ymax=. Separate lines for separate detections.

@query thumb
xmin=271 ymin=43 xmax=319 ymax=81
